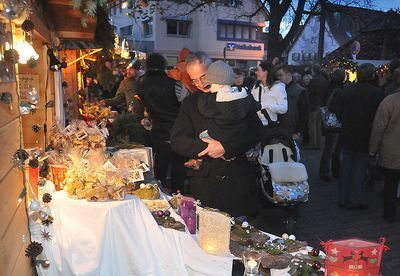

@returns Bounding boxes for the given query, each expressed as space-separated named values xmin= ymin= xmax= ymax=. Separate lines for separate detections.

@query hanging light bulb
xmin=14 ymin=40 xmax=39 ymax=64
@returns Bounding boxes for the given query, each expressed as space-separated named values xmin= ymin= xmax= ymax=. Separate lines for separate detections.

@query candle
xmin=242 ymin=250 xmax=261 ymax=275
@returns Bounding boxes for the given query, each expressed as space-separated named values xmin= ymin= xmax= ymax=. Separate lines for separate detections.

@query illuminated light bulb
xmin=14 ymin=40 xmax=39 ymax=64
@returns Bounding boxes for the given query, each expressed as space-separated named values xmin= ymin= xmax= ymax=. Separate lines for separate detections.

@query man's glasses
xmin=191 ymin=74 xmax=206 ymax=85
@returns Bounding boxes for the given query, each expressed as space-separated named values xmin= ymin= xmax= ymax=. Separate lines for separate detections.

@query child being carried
xmin=195 ymin=61 xmax=260 ymax=162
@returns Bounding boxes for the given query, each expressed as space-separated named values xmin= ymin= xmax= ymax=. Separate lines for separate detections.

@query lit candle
xmin=247 ymin=259 xmax=258 ymax=274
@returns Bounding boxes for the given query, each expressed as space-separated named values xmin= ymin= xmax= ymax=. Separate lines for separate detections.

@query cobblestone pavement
xmin=252 ymin=148 xmax=400 ymax=275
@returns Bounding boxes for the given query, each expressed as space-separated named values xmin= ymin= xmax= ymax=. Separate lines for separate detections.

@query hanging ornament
xmin=41 ymin=215 xmax=54 ymax=226
xmin=4 ymin=49 xmax=19 ymax=64
xmin=32 ymin=124 xmax=41 ymax=133
xmin=312 ymin=260 xmax=322 ymax=271
xmin=21 ymin=19 xmax=34 ymax=32
xmin=40 ymin=229 xmax=52 ymax=241
xmin=12 ymin=149 xmax=29 ymax=167
xmin=37 ymin=259 xmax=51 ymax=269
xmin=29 ymin=200 xmax=41 ymax=211
xmin=25 ymin=241 xmax=43 ymax=259
xmin=27 ymin=88 xmax=39 ymax=104
xmin=27 ymin=56 xmax=37 ymax=68
xmin=42 ymin=193 xmax=52 ymax=204
xmin=28 ymin=158 xmax=39 ymax=169
xmin=38 ymin=210 xmax=49 ymax=221
xmin=39 ymin=160 xmax=49 ymax=178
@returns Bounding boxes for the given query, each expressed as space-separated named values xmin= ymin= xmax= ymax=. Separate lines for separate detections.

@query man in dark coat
xmin=275 ymin=65 xmax=309 ymax=142
xmin=332 ymin=63 xmax=383 ymax=210
xmin=171 ymin=52 xmax=262 ymax=217
xmin=307 ymin=64 xmax=329 ymax=148
xmin=137 ymin=53 xmax=186 ymax=192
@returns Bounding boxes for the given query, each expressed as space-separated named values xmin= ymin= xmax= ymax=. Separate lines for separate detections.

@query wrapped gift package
xmin=322 ymin=238 xmax=389 ymax=276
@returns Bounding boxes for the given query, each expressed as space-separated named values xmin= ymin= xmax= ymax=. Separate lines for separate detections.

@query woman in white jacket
xmin=250 ymin=60 xmax=290 ymax=164
xmin=251 ymin=60 xmax=288 ymax=126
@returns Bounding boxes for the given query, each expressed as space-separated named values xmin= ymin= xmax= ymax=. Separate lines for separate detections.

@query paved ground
xmin=252 ymin=148 xmax=400 ymax=275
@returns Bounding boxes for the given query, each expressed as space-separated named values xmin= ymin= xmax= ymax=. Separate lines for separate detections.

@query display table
xmin=31 ymin=191 xmax=233 ymax=276
xmin=30 ymin=186 xmax=298 ymax=276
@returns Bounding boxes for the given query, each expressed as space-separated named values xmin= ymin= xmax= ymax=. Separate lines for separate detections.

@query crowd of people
xmin=82 ymin=49 xmax=400 ymax=223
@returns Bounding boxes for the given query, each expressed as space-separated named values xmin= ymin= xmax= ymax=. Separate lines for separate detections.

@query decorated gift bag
xmin=322 ymin=238 xmax=389 ymax=276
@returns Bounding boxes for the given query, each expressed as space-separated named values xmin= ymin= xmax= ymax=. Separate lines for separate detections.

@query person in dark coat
xmin=319 ymin=68 xmax=345 ymax=181
xmin=383 ymin=58 xmax=400 ymax=97
xmin=307 ymin=64 xmax=329 ymax=149
xmin=198 ymin=61 xmax=260 ymax=150
xmin=332 ymin=63 xmax=383 ymax=210
xmin=275 ymin=65 xmax=310 ymax=143
xmin=171 ymin=52 xmax=262 ymax=217
xmin=137 ymin=53 xmax=186 ymax=192
xmin=369 ymin=68 xmax=400 ymax=222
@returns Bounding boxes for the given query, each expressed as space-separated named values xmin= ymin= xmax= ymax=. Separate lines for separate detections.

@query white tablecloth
xmin=31 ymin=190 xmax=232 ymax=276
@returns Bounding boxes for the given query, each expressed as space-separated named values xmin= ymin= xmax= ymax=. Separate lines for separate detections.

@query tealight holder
xmin=242 ymin=250 xmax=262 ymax=276
xmin=198 ymin=207 xmax=231 ymax=256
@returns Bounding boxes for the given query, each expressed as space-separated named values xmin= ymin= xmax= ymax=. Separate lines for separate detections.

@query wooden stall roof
xmin=47 ymin=0 xmax=96 ymax=41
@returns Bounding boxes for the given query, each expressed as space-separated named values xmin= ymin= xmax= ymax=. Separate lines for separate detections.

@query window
xmin=143 ymin=19 xmax=153 ymax=36
xmin=166 ymin=20 xmax=191 ymax=36
xmin=120 ymin=25 xmax=133 ymax=36
xmin=218 ymin=21 xmax=263 ymax=42
xmin=216 ymin=0 xmax=242 ymax=7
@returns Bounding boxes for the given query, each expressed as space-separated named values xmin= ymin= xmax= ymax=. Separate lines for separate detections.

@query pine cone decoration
xmin=21 ymin=19 xmax=35 ymax=32
xmin=25 ymin=241 xmax=43 ymax=259
xmin=41 ymin=215 xmax=54 ymax=226
xmin=28 ymin=158 xmax=39 ymax=169
xmin=4 ymin=49 xmax=19 ymax=64
xmin=32 ymin=124 xmax=41 ymax=133
xmin=42 ymin=193 xmax=52 ymax=204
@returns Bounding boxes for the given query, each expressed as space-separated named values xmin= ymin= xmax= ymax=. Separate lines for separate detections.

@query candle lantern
xmin=178 ymin=196 xmax=197 ymax=234
xmin=50 ymin=165 xmax=67 ymax=191
xmin=198 ymin=208 xmax=231 ymax=256
xmin=322 ymin=238 xmax=389 ymax=276
xmin=242 ymin=250 xmax=262 ymax=276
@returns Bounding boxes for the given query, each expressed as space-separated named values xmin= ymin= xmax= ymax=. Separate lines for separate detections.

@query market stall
xmin=17 ymin=117 xmax=332 ymax=276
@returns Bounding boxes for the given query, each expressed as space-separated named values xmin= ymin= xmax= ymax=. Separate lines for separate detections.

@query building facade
xmin=286 ymin=3 xmax=384 ymax=66
xmin=109 ymin=0 xmax=267 ymax=69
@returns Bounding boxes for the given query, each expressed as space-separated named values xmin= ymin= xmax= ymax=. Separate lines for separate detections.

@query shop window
xmin=166 ymin=20 xmax=191 ymax=36
xmin=143 ymin=19 xmax=153 ymax=37
xmin=120 ymin=25 xmax=133 ymax=36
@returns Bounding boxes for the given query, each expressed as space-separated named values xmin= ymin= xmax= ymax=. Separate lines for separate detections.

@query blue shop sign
xmin=226 ymin=43 xmax=262 ymax=51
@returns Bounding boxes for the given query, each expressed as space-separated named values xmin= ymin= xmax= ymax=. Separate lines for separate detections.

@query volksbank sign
xmin=226 ymin=43 xmax=262 ymax=51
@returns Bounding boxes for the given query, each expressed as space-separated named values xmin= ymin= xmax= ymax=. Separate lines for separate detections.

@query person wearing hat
xmin=100 ymin=59 xmax=141 ymax=110
xmin=197 ymin=61 xmax=260 ymax=158
xmin=137 ymin=53 xmax=186 ymax=192
xmin=171 ymin=52 xmax=262 ymax=217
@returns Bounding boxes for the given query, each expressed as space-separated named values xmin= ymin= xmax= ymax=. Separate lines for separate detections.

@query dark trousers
xmin=382 ymin=168 xmax=400 ymax=221
xmin=320 ymin=132 xmax=339 ymax=177
xmin=152 ymin=140 xmax=186 ymax=193
xmin=338 ymin=151 xmax=369 ymax=207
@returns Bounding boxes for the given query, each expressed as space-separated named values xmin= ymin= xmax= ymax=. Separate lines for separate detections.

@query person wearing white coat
xmin=251 ymin=61 xmax=288 ymax=126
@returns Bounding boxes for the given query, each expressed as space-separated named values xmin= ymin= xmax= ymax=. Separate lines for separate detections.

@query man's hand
xmin=198 ymin=138 xmax=225 ymax=159
xmin=99 ymin=99 xmax=106 ymax=107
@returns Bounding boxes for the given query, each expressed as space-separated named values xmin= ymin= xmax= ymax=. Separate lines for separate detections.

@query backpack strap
xmin=258 ymin=85 xmax=278 ymax=126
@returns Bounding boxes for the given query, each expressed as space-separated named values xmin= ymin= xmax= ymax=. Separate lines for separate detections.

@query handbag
xmin=267 ymin=162 xmax=309 ymax=203
xmin=320 ymin=89 xmax=342 ymax=130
